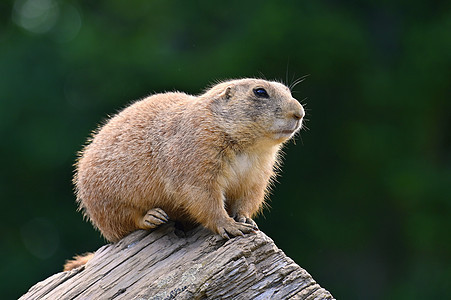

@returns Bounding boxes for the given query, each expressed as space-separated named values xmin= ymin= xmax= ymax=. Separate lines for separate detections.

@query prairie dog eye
xmin=253 ymin=88 xmax=269 ymax=98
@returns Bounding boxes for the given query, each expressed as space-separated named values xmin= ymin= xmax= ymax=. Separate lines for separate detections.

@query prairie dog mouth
xmin=271 ymin=119 xmax=302 ymax=139
xmin=283 ymin=120 xmax=302 ymax=133
xmin=279 ymin=129 xmax=297 ymax=135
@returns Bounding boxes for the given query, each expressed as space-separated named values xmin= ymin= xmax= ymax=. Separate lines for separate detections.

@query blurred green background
xmin=1 ymin=0 xmax=450 ymax=299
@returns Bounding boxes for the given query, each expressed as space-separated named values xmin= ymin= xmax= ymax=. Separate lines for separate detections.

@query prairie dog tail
xmin=63 ymin=252 xmax=95 ymax=271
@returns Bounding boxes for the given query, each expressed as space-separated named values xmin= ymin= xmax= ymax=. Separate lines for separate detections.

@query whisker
xmin=289 ymin=74 xmax=310 ymax=91
xmin=290 ymin=73 xmax=297 ymax=90
xmin=294 ymin=131 xmax=304 ymax=146
xmin=285 ymin=59 xmax=290 ymax=87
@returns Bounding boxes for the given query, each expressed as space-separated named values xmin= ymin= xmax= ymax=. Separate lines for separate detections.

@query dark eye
xmin=253 ymin=88 xmax=269 ymax=98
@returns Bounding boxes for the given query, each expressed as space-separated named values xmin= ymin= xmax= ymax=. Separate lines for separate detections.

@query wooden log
xmin=20 ymin=223 xmax=335 ymax=299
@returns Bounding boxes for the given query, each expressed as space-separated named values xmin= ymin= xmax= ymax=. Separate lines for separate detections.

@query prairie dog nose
xmin=290 ymin=100 xmax=305 ymax=120
xmin=293 ymin=109 xmax=304 ymax=120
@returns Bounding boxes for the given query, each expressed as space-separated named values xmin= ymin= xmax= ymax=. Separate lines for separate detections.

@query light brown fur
xmin=65 ymin=78 xmax=304 ymax=270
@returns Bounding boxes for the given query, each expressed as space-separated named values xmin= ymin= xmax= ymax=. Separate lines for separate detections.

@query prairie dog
xmin=75 ymin=78 xmax=304 ymax=243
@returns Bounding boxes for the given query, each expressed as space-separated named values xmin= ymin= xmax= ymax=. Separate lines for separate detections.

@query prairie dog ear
xmin=220 ymin=86 xmax=232 ymax=100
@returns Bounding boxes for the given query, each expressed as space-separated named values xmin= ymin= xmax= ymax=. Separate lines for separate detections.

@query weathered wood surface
xmin=20 ymin=223 xmax=334 ymax=299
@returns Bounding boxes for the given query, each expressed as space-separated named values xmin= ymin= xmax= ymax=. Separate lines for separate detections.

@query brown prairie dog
xmin=75 ymin=78 xmax=304 ymax=243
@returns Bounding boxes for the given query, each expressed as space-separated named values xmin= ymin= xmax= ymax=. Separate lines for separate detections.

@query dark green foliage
xmin=0 ymin=0 xmax=449 ymax=299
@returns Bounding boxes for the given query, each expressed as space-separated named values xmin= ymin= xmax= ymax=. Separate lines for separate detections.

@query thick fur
xmin=74 ymin=78 xmax=303 ymax=244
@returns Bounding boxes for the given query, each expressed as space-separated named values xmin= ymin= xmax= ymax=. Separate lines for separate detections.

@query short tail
xmin=63 ymin=252 xmax=95 ymax=271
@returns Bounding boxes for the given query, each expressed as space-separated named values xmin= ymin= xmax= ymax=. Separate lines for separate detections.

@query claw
xmin=140 ymin=207 xmax=169 ymax=230
xmin=234 ymin=215 xmax=259 ymax=231
xmin=219 ymin=228 xmax=231 ymax=240
xmin=216 ymin=218 xmax=257 ymax=240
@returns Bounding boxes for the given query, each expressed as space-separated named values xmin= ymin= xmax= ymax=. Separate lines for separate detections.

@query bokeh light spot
xmin=12 ymin=0 xmax=60 ymax=34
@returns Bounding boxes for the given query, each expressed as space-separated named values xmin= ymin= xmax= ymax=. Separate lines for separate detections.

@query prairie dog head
xmin=204 ymin=78 xmax=305 ymax=146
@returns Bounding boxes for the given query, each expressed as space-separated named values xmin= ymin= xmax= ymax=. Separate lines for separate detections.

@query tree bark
xmin=20 ymin=223 xmax=335 ymax=299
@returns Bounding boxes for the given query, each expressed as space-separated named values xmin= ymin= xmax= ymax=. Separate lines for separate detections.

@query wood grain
xmin=20 ymin=223 xmax=334 ymax=299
